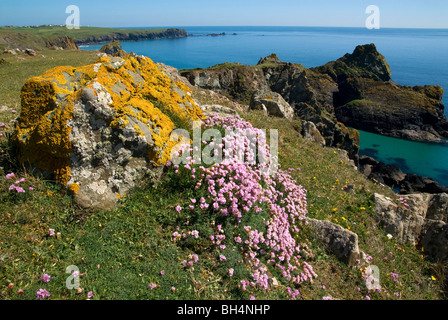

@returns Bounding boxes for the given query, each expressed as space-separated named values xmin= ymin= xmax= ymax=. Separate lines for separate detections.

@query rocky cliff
xmin=181 ymin=53 xmax=360 ymax=162
xmin=14 ymin=52 xmax=204 ymax=210
xmin=182 ymin=44 xmax=448 ymax=155
xmin=313 ymin=44 xmax=448 ymax=142
xmin=46 ymin=36 xmax=79 ymax=50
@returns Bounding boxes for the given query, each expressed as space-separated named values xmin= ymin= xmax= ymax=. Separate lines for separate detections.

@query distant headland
xmin=0 ymin=25 xmax=188 ymax=50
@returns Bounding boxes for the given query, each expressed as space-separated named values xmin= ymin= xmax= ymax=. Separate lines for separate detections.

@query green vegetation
xmin=180 ymin=63 xmax=245 ymax=75
xmin=345 ymin=99 xmax=381 ymax=109
xmin=0 ymin=49 xmax=445 ymax=300
xmin=0 ymin=49 xmax=98 ymax=110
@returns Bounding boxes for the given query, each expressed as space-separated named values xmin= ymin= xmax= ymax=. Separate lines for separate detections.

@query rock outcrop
xmin=359 ymin=155 xmax=448 ymax=194
xmin=301 ymin=120 xmax=326 ymax=147
xmin=100 ymin=40 xmax=125 ymax=57
xmin=373 ymin=193 xmax=448 ymax=263
xmin=46 ymin=36 xmax=79 ymax=50
xmin=249 ymin=90 xmax=294 ymax=120
xmin=313 ymin=44 xmax=448 ymax=143
xmin=14 ymin=53 xmax=205 ymax=210
xmin=306 ymin=217 xmax=364 ymax=266
xmin=399 ymin=174 xmax=448 ymax=195
xmin=359 ymin=156 xmax=406 ymax=188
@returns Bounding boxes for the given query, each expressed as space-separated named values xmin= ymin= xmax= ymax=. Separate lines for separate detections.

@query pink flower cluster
xmin=181 ymin=254 xmax=199 ymax=268
xmin=171 ymin=114 xmax=317 ymax=294
xmin=36 ymin=288 xmax=50 ymax=300
xmin=389 ymin=272 xmax=400 ymax=284
xmin=5 ymin=173 xmax=33 ymax=193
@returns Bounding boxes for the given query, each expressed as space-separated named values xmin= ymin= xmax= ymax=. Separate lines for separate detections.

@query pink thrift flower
xmin=36 ymin=289 xmax=50 ymax=300
xmin=148 ymin=283 xmax=157 ymax=290
xmin=49 ymin=229 xmax=55 ymax=237
xmin=40 ymin=274 xmax=51 ymax=283
xmin=15 ymin=187 xmax=25 ymax=193
xmin=175 ymin=205 xmax=182 ymax=212
xmin=5 ymin=173 xmax=15 ymax=180
xmin=191 ymin=230 xmax=199 ymax=239
xmin=87 ymin=291 xmax=94 ymax=299
xmin=219 ymin=255 xmax=227 ymax=261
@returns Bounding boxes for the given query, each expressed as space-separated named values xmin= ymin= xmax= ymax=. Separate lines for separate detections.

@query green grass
xmin=0 ymin=49 xmax=445 ymax=300
xmin=0 ymin=49 xmax=98 ymax=109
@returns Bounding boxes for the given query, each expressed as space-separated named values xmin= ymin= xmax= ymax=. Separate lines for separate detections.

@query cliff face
xmin=46 ymin=36 xmax=79 ymax=50
xmin=182 ymin=44 xmax=448 ymax=150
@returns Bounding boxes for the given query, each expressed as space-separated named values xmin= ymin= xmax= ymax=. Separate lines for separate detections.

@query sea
xmin=80 ymin=26 xmax=448 ymax=186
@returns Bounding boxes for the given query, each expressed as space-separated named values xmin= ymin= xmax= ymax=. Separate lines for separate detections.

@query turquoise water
xmin=359 ymin=130 xmax=448 ymax=186
xmin=81 ymin=26 xmax=448 ymax=186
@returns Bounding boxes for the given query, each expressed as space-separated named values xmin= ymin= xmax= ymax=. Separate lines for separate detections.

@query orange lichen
xmin=68 ymin=183 xmax=80 ymax=195
xmin=14 ymin=53 xmax=206 ymax=185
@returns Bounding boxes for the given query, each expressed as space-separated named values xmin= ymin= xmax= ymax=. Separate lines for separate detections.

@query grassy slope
xmin=0 ymin=49 xmax=98 ymax=109
xmin=0 ymin=51 xmax=445 ymax=300
xmin=0 ymin=26 xmax=174 ymax=51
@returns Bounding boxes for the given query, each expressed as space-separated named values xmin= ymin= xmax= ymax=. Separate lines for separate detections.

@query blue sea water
xmin=81 ymin=26 xmax=448 ymax=186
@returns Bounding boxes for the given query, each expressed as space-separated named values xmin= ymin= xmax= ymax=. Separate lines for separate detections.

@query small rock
xmin=24 ymin=48 xmax=37 ymax=56
xmin=201 ymin=105 xmax=238 ymax=117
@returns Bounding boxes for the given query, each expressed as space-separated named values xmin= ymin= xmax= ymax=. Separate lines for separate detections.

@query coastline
xmin=0 ymin=26 xmax=188 ymax=50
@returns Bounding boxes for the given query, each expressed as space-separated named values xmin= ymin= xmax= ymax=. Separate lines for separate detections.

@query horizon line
xmin=2 ymin=24 xmax=448 ymax=30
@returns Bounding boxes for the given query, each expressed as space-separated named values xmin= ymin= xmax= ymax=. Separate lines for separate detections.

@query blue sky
xmin=0 ymin=0 xmax=447 ymax=28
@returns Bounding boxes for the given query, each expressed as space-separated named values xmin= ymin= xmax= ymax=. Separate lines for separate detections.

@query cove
xmin=358 ymin=129 xmax=448 ymax=187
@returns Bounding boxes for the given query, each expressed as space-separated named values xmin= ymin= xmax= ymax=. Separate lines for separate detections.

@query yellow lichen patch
xmin=133 ymin=124 xmax=144 ymax=137
xmin=68 ymin=183 xmax=80 ymax=195
xmin=16 ymin=81 xmax=76 ymax=184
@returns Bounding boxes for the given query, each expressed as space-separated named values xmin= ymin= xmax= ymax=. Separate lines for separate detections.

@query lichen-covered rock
xmin=14 ymin=53 xmax=205 ymax=210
